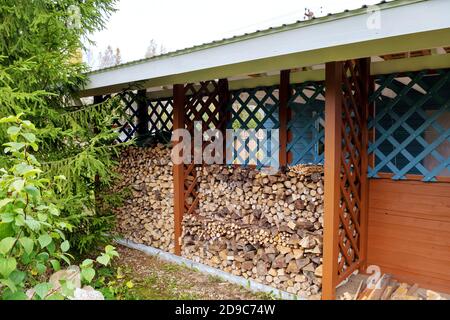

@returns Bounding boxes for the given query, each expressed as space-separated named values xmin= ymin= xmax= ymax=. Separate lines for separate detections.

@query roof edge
xmin=87 ymin=0 xmax=426 ymax=75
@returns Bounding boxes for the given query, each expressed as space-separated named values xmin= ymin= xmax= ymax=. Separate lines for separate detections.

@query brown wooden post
xmin=172 ymin=84 xmax=185 ymax=256
xmin=279 ymin=70 xmax=291 ymax=168
xmin=368 ymin=76 xmax=376 ymax=171
xmin=93 ymin=95 xmax=105 ymax=105
xmin=93 ymin=95 xmax=105 ymax=187
xmin=358 ymin=58 xmax=371 ymax=272
xmin=322 ymin=61 xmax=343 ymax=300
xmin=218 ymin=79 xmax=230 ymax=163
xmin=93 ymin=95 xmax=105 ymax=134
xmin=136 ymin=89 xmax=149 ymax=137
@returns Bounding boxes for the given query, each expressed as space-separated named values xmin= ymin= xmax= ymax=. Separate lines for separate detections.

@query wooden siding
xmin=367 ymin=178 xmax=450 ymax=293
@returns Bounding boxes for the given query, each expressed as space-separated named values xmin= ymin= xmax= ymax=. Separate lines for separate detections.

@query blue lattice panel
xmin=148 ymin=97 xmax=174 ymax=133
xmin=369 ymin=69 xmax=450 ymax=181
xmin=114 ymin=91 xmax=139 ymax=143
xmin=226 ymin=129 xmax=279 ymax=168
xmin=226 ymin=86 xmax=280 ymax=168
xmin=287 ymin=82 xmax=325 ymax=165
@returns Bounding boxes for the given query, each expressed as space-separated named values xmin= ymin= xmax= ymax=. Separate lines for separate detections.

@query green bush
xmin=0 ymin=114 xmax=119 ymax=300
xmin=0 ymin=0 xmax=123 ymax=254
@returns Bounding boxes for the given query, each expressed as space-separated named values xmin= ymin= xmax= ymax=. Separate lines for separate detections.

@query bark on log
xmin=182 ymin=164 xmax=324 ymax=297
xmin=112 ymin=144 xmax=175 ymax=253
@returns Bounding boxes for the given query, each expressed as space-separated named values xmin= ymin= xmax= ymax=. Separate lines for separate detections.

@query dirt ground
xmin=115 ymin=245 xmax=275 ymax=300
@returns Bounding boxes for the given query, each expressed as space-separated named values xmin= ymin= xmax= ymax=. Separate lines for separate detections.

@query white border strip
xmin=86 ymin=0 xmax=449 ymax=91
xmin=116 ymin=238 xmax=306 ymax=300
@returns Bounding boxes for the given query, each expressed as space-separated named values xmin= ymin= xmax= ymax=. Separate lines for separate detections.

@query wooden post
xmin=322 ymin=61 xmax=343 ymax=300
xmin=218 ymin=79 xmax=230 ymax=163
xmin=279 ymin=70 xmax=291 ymax=169
xmin=136 ymin=89 xmax=149 ymax=137
xmin=93 ymin=95 xmax=105 ymax=187
xmin=358 ymin=58 xmax=371 ymax=272
xmin=173 ymin=84 xmax=185 ymax=256
xmin=93 ymin=95 xmax=105 ymax=105
xmin=368 ymin=76 xmax=376 ymax=171
xmin=93 ymin=95 xmax=105 ymax=134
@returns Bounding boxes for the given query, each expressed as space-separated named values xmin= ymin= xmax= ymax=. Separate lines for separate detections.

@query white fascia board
xmin=85 ymin=0 xmax=450 ymax=93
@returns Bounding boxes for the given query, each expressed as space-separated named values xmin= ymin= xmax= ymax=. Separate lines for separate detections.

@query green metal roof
xmin=87 ymin=0 xmax=425 ymax=75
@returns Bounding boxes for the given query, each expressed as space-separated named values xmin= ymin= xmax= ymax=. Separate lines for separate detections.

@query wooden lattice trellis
xmin=288 ymin=82 xmax=325 ymax=165
xmin=227 ymin=86 xmax=280 ymax=168
xmin=114 ymin=91 xmax=140 ymax=142
xmin=172 ymin=80 xmax=229 ymax=254
xmin=183 ymin=81 xmax=226 ymax=216
xmin=323 ymin=58 xmax=370 ymax=300
xmin=336 ymin=60 xmax=369 ymax=282
xmin=111 ymin=91 xmax=175 ymax=142
xmin=368 ymin=69 xmax=450 ymax=181
xmin=148 ymin=97 xmax=174 ymax=133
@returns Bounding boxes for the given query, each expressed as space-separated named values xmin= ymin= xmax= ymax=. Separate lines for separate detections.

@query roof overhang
xmin=80 ymin=0 xmax=450 ymax=97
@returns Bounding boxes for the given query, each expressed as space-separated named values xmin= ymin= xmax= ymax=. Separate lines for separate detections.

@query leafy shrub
xmin=0 ymin=0 xmax=122 ymax=255
xmin=0 ymin=114 xmax=118 ymax=300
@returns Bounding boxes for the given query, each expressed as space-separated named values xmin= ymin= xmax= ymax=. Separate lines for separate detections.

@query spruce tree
xmin=0 ymin=0 xmax=124 ymax=253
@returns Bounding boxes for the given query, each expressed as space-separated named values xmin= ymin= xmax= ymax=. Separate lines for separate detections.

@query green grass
xmin=99 ymin=249 xmax=277 ymax=300
xmin=162 ymin=263 xmax=184 ymax=273
xmin=129 ymin=273 xmax=200 ymax=300
xmin=254 ymin=291 xmax=278 ymax=300
xmin=207 ymin=275 xmax=224 ymax=283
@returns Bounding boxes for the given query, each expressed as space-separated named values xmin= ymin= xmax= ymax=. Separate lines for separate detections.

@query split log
xmin=182 ymin=164 xmax=324 ymax=298
xmin=111 ymin=144 xmax=175 ymax=253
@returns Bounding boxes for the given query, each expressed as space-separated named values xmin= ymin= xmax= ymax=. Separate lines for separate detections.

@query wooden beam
xmin=93 ymin=95 xmax=105 ymax=104
xmin=218 ymin=79 xmax=230 ymax=163
xmin=172 ymin=84 xmax=185 ymax=256
xmin=142 ymin=53 xmax=450 ymax=100
xmin=93 ymin=95 xmax=106 ymax=134
xmin=279 ymin=70 xmax=291 ymax=168
xmin=368 ymin=75 xmax=376 ymax=169
xmin=136 ymin=89 xmax=149 ymax=137
xmin=322 ymin=61 xmax=343 ymax=300
xmin=358 ymin=58 xmax=371 ymax=272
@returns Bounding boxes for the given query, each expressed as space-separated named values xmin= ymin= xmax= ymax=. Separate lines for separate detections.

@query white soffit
xmin=83 ymin=0 xmax=450 ymax=95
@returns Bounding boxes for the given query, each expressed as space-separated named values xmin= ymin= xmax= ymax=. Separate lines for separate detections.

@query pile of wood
xmin=341 ymin=274 xmax=447 ymax=300
xmin=112 ymin=145 xmax=175 ymax=253
xmin=182 ymin=165 xmax=325 ymax=298
xmin=289 ymin=164 xmax=324 ymax=176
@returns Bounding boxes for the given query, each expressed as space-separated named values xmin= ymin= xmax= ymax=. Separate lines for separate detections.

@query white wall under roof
xmin=84 ymin=0 xmax=450 ymax=95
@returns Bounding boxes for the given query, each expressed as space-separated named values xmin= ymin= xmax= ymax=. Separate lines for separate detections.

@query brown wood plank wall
xmin=367 ymin=178 xmax=450 ymax=293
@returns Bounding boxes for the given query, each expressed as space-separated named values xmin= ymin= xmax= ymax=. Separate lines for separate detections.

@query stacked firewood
xmin=341 ymin=274 xmax=447 ymax=300
xmin=182 ymin=164 xmax=325 ymax=298
xmin=112 ymin=145 xmax=175 ymax=253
